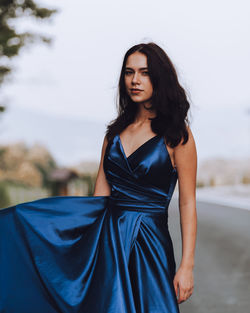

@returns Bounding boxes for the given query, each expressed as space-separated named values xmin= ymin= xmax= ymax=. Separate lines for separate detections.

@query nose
xmin=132 ymin=72 xmax=140 ymax=85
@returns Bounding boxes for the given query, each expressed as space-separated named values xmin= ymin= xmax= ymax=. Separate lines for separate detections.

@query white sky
xmin=0 ymin=0 xmax=250 ymax=166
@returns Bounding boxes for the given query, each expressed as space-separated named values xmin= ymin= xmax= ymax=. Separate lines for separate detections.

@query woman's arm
xmin=173 ymin=125 xmax=197 ymax=304
xmin=93 ymin=135 xmax=111 ymax=196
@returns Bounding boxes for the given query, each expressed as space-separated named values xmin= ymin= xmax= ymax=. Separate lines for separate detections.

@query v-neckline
xmin=118 ymin=133 xmax=160 ymax=160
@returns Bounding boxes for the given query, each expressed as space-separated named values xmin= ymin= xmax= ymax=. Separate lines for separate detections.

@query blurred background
xmin=0 ymin=0 xmax=249 ymax=312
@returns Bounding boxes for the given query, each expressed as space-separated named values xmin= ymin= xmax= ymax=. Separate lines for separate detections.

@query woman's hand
xmin=173 ymin=266 xmax=194 ymax=304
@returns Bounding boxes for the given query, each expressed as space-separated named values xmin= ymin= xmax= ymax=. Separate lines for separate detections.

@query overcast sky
xmin=0 ymin=0 xmax=250 ymax=166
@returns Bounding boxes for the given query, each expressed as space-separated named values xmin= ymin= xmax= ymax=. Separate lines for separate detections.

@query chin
xmin=130 ymin=96 xmax=147 ymax=102
xmin=131 ymin=99 xmax=145 ymax=104
xmin=131 ymin=97 xmax=151 ymax=104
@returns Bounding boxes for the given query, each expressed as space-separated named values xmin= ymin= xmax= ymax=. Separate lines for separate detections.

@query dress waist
xmin=107 ymin=195 xmax=169 ymax=213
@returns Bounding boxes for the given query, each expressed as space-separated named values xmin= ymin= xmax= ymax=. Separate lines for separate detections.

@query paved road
xmin=168 ymin=198 xmax=250 ymax=313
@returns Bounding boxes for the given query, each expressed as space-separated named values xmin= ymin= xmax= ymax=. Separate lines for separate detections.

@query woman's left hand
xmin=173 ymin=266 xmax=194 ymax=304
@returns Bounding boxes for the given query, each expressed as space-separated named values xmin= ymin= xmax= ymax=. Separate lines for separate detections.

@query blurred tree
xmin=0 ymin=0 xmax=57 ymax=111
xmin=0 ymin=182 xmax=10 ymax=208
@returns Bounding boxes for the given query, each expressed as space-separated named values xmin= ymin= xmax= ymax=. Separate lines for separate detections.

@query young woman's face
xmin=124 ymin=52 xmax=153 ymax=104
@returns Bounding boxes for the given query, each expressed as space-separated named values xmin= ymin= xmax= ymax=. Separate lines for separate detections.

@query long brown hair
xmin=105 ymin=42 xmax=191 ymax=147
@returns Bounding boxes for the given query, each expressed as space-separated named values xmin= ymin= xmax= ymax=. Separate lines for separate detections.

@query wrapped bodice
xmin=104 ymin=134 xmax=178 ymax=211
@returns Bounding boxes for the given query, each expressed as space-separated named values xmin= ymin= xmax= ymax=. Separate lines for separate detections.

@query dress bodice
xmin=104 ymin=134 xmax=178 ymax=211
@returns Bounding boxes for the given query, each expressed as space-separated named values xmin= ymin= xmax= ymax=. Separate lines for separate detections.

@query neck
xmin=134 ymin=102 xmax=156 ymax=124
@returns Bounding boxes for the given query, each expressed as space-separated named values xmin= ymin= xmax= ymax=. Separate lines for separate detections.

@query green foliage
xmin=0 ymin=142 xmax=58 ymax=188
xmin=81 ymin=174 xmax=98 ymax=196
xmin=0 ymin=0 xmax=58 ymax=88
xmin=34 ymin=159 xmax=57 ymax=188
xmin=0 ymin=180 xmax=49 ymax=207
xmin=0 ymin=147 xmax=6 ymax=160
xmin=0 ymin=181 xmax=10 ymax=208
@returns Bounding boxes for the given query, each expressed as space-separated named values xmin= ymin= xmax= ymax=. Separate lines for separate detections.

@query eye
xmin=125 ymin=70 xmax=133 ymax=75
xmin=142 ymin=71 xmax=149 ymax=76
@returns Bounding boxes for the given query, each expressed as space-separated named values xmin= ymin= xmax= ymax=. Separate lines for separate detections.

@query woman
xmin=0 ymin=42 xmax=197 ymax=313
xmin=94 ymin=42 xmax=197 ymax=310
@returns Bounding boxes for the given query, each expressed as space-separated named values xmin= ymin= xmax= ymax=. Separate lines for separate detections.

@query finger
xmin=178 ymin=286 xmax=186 ymax=304
xmin=187 ymin=287 xmax=193 ymax=298
xmin=173 ymin=281 xmax=179 ymax=298
xmin=181 ymin=287 xmax=191 ymax=303
xmin=184 ymin=290 xmax=193 ymax=302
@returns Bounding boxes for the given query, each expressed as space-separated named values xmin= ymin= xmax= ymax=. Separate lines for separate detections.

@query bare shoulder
xmin=101 ymin=134 xmax=109 ymax=152
xmin=175 ymin=125 xmax=196 ymax=151
xmin=174 ymin=125 xmax=197 ymax=170
xmin=103 ymin=134 xmax=109 ymax=144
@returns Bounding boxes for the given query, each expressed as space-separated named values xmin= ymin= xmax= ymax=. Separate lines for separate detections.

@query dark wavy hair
xmin=105 ymin=42 xmax=191 ymax=147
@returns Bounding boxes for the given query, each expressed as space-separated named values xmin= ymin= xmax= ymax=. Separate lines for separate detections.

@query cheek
xmin=145 ymin=80 xmax=153 ymax=94
xmin=124 ymin=77 xmax=130 ymax=88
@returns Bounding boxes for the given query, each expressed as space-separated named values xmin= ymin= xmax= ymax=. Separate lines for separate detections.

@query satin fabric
xmin=0 ymin=134 xmax=180 ymax=313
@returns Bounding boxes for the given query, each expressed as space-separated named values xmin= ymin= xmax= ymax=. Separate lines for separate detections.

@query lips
xmin=130 ymin=89 xmax=143 ymax=95
xmin=131 ymin=89 xmax=142 ymax=95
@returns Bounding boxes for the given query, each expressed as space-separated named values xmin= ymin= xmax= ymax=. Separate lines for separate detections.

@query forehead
xmin=126 ymin=52 xmax=148 ymax=68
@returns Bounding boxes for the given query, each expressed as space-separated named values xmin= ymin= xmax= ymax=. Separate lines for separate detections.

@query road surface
xmin=168 ymin=198 xmax=250 ymax=313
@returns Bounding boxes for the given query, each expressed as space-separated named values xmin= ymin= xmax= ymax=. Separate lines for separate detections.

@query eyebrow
xmin=125 ymin=67 xmax=148 ymax=71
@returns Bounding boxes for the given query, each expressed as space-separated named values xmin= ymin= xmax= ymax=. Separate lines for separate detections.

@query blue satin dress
xmin=0 ymin=134 xmax=180 ymax=313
